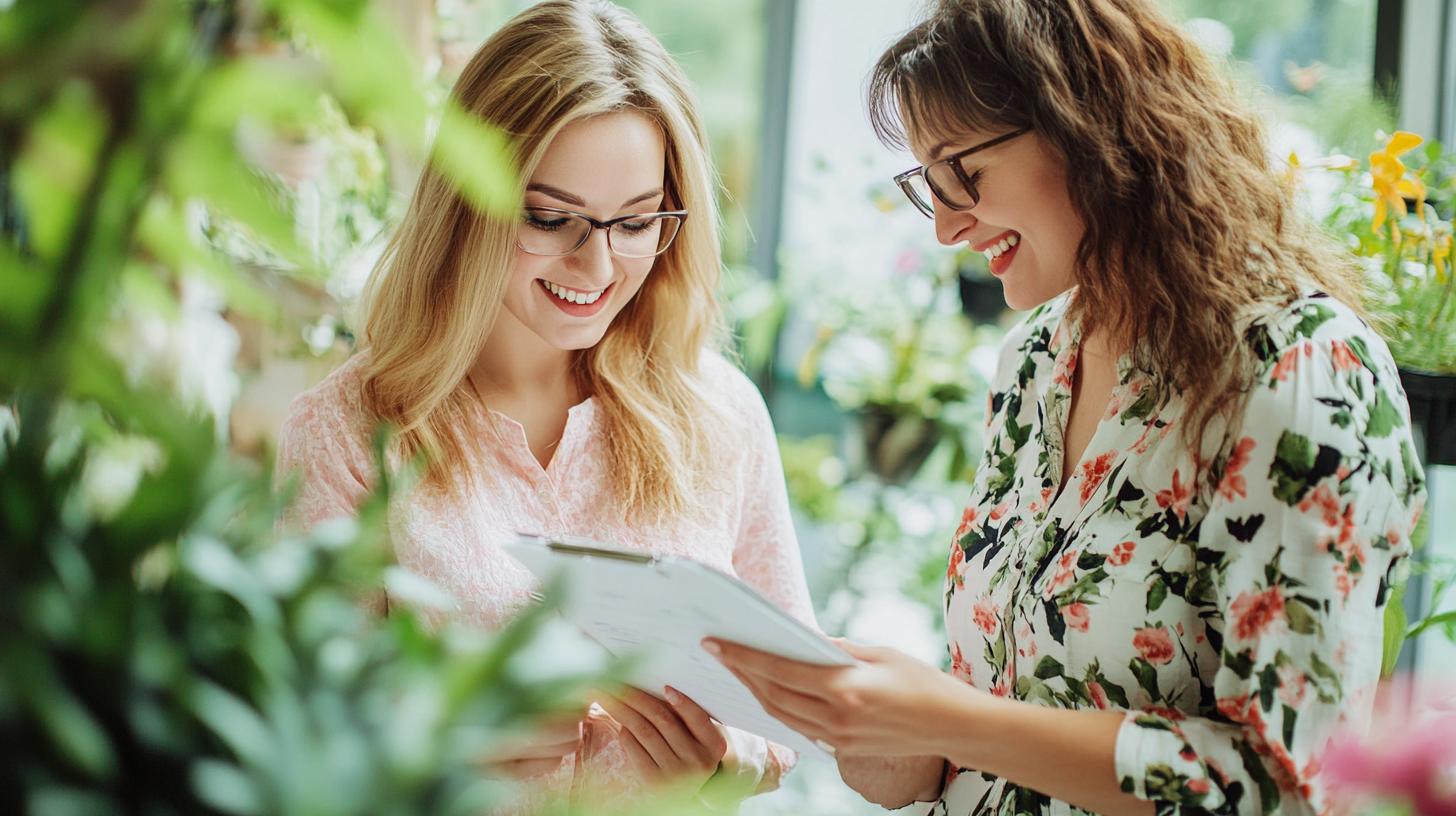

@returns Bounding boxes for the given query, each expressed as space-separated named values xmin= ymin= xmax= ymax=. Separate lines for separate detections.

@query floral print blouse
xmin=274 ymin=351 xmax=816 ymax=814
xmin=937 ymin=291 xmax=1426 ymax=815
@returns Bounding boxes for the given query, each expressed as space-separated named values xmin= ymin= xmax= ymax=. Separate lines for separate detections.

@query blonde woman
xmin=710 ymin=1 xmax=1427 ymax=815
xmin=274 ymin=0 xmax=815 ymax=810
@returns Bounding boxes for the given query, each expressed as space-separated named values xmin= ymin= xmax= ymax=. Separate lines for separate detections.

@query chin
xmin=541 ymin=326 xmax=611 ymax=352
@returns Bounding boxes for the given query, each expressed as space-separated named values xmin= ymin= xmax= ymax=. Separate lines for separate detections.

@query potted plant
xmin=1302 ymin=131 xmax=1456 ymax=465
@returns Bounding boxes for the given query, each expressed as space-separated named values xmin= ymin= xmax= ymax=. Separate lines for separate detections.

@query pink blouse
xmin=274 ymin=351 xmax=817 ymax=811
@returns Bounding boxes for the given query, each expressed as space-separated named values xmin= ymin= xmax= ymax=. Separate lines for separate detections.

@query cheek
xmin=510 ymin=252 xmax=552 ymax=290
xmin=612 ymin=261 xmax=655 ymax=303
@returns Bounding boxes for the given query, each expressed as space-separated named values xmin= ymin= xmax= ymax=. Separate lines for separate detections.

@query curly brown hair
xmin=867 ymin=0 xmax=1365 ymax=462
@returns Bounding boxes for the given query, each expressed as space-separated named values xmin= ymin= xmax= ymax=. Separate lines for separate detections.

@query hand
xmin=705 ymin=637 xmax=981 ymax=759
xmin=480 ymin=711 xmax=587 ymax=780
xmin=593 ymin=685 xmax=732 ymax=790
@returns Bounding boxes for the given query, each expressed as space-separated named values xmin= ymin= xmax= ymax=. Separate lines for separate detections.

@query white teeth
xmin=544 ymin=281 xmax=603 ymax=305
xmin=981 ymin=234 xmax=1020 ymax=262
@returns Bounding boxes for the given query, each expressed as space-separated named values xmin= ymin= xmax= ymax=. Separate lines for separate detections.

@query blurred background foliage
xmin=2 ymin=0 xmax=1453 ymax=815
xmin=0 ymin=1 xmax=667 ymax=814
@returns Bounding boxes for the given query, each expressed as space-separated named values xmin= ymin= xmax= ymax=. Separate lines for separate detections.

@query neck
xmin=472 ymin=313 xmax=579 ymax=402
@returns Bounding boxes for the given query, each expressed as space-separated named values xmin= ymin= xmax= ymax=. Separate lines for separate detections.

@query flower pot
xmin=856 ymin=405 xmax=941 ymax=484
xmin=957 ymin=266 xmax=1006 ymax=325
xmin=1399 ymin=368 xmax=1456 ymax=467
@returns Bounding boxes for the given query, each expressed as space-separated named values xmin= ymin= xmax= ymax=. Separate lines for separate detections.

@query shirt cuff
xmin=1114 ymin=709 xmax=1222 ymax=809
xmin=697 ymin=727 xmax=768 ymax=811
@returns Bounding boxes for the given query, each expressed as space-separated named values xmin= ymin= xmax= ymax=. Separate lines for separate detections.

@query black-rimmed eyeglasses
xmin=892 ymin=128 xmax=1030 ymax=218
xmin=516 ymin=207 xmax=688 ymax=259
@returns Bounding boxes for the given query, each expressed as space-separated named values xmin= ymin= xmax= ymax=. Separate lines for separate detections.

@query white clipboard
xmin=505 ymin=533 xmax=853 ymax=759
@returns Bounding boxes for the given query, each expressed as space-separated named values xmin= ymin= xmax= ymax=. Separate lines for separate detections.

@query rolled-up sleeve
xmin=1114 ymin=333 xmax=1426 ymax=814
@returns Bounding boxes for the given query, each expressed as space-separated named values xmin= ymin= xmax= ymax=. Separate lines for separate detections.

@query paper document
xmin=505 ymin=533 xmax=852 ymax=759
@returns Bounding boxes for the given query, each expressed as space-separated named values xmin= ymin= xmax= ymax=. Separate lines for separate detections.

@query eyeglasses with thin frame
xmin=892 ymin=127 xmax=1031 ymax=218
xmin=516 ymin=206 xmax=688 ymax=259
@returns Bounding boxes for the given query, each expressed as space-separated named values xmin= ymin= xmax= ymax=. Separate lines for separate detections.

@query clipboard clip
xmin=520 ymin=532 xmax=657 ymax=564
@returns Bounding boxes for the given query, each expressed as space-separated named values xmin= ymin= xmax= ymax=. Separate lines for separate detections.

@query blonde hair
xmin=358 ymin=0 xmax=727 ymax=522
xmin=868 ymin=0 xmax=1366 ymax=460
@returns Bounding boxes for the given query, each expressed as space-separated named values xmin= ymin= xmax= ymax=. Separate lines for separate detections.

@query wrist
xmin=929 ymin=680 xmax=1005 ymax=772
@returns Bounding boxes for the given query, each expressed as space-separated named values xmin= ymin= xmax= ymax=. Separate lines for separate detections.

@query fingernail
xmin=702 ymin=640 xmax=721 ymax=656
xmin=664 ymin=686 xmax=682 ymax=705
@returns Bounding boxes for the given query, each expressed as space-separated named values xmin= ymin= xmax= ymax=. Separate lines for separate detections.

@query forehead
xmin=903 ymin=111 xmax=1000 ymax=164
xmin=531 ymin=111 xmax=667 ymax=202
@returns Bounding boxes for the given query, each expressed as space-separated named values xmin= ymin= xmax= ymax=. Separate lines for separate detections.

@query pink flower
xmin=1278 ymin=664 xmax=1308 ymax=708
xmin=953 ymin=506 xmax=980 ymax=540
xmin=1108 ymin=540 xmax=1136 ymax=567
xmin=1323 ymin=680 xmax=1456 ymax=816
xmin=1016 ymin=621 xmax=1038 ymax=658
xmin=1217 ymin=437 xmax=1256 ymax=502
xmin=1230 ymin=587 xmax=1286 ymax=641
xmin=1187 ymin=777 xmax=1211 ymax=796
xmin=1043 ymin=549 xmax=1080 ymax=598
xmin=1078 ymin=451 xmax=1117 ymax=505
xmin=946 ymin=542 xmax=965 ymax=588
xmin=1145 ymin=705 xmax=1187 ymax=721
xmin=1087 ymin=681 xmax=1110 ymax=709
xmin=973 ymin=597 xmax=999 ymax=635
xmin=1299 ymin=484 xmax=1343 ymax=527
xmin=1134 ymin=626 xmax=1175 ymax=665
xmin=1052 ymin=347 xmax=1079 ymax=390
xmin=1330 ymin=339 xmax=1363 ymax=372
xmin=950 ymin=643 xmax=973 ymax=682
xmin=1063 ymin=602 xmax=1091 ymax=632
xmin=1271 ymin=342 xmax=1314 ymax=382
xmin=1156 ymin=469 xmax=1193 ymax=521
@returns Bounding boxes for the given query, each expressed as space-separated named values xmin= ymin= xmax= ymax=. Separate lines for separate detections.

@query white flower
xmin=80 ymin=435 xmax=166 ymax=521
xmin=107 ymin=277 xmax=240 ymax=436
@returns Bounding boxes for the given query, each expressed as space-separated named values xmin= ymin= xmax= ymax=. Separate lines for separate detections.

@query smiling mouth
xmin=539 ymin=279 xmax=607 ymax=305
xmin=977 ymin=231 xmax=1020 ymax=261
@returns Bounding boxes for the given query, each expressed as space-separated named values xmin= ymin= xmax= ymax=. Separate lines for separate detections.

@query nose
xmin=571 ymin=227 xmax=615 ymax=284
xmin=932 ymin=200 xmax=976 ymax=247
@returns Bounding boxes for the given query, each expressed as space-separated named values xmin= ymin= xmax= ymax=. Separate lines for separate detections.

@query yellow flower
xmin=1281 ymin=151 xmax=1300 ymax=193
xmin=1369 ymin=131 xmax=1427 ymax=232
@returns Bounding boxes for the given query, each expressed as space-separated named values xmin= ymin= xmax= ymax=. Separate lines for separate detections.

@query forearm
xmin=835 ymin=754 xmax=945 ymax=810
xmin=933 ymin=695 xmax=1152 ymax=816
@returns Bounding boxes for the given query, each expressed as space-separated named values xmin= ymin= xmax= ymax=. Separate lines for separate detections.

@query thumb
xmin=830 ymin=637 xmax=885 ymax=662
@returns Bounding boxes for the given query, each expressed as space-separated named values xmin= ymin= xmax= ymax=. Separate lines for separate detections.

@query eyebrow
xmin=526 ymin=183 xmax=665 ymax=209
xmin=928 ymin=140 xmax=957 ymax=162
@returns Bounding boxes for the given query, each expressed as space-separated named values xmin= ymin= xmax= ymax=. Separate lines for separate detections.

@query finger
xmin=727 ymin=667 xmax=840 ymax=738
xmin=484 ymin=738 xmax=580 ymax=763
xmin=596 ymin=693 xmax=676 ymax=769
xmin=619 ymin=687 xmax=708 ymax=766
xmin=498 ymin=756 xmax=569 ymax=779
xmin=529 ymin=716 xmax=586 ymax=745
xmin=662 ymin=686 xmax=728 ymax=758
xmin=704 ymin=639 xmax=844 ymax=699
xmin=614 ymin=723 xmax=660 ymax=781
xmin=836 ymin=639 xmax=892 ymax=662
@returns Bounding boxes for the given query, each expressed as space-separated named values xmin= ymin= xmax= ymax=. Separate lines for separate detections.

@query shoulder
xmin=1239 ymin=291 xmax=1401 ymax=388
xmin=279 ymin=354 xmax=374 ymax=456
xmin=697 ymin=348 xmax=771 ymax=422
xmin=1231 ymin=292 xmax=1423 ymax=504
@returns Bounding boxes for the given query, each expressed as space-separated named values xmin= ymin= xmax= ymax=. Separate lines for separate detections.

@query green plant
xmin=0 ymin=1 xmax=641 ymax=813
xmin=1303 ymin=131 xmax=1456 ymax=374
xmin=793 ymin=249 xmax=999 ymax=485
xmin=774 ymin=247 xmax=1002 ymax=636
